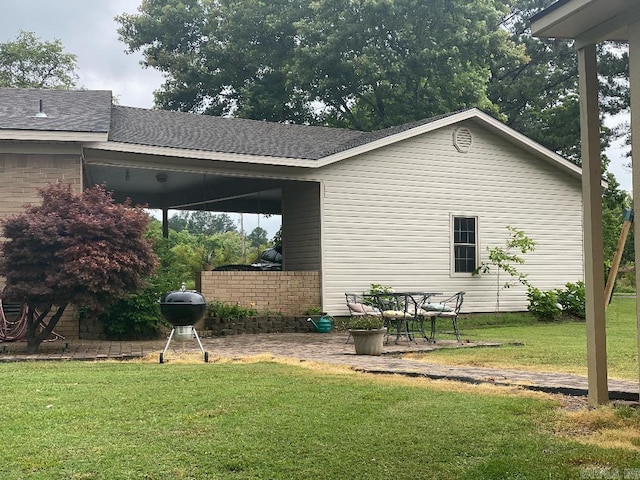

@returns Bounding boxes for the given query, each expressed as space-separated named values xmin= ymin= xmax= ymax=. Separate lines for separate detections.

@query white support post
xmin=578 ymin=43 xmax=609 ymax=406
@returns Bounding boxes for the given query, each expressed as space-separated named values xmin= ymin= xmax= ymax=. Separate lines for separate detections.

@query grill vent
xmin=453 ymin=127 xmax=473 ymax=153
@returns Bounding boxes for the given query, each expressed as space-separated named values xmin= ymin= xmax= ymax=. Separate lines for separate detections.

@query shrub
xmin=527 ymin=287 xmax=561 ymax=321
xmin=99 ymin=289 xmax=165 ymax=340
xmin=207 ymin=301 xmax=258 ymax=321
xmin=305 ymin=306 xmax=324 ymax=315
xmin=364 ymin=283 xmax=394 ymax=306
xmin=556 ymin=281 xmax=585 ymax=318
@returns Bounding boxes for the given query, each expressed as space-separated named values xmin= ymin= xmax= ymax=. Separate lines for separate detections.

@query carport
xmin=76 ymin=104 xmax=329 ymax=315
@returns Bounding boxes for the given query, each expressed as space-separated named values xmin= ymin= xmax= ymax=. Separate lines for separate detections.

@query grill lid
xmin=161 ymin=290 xmax=206 ymax=305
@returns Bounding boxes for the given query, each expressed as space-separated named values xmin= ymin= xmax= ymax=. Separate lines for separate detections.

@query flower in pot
xmin=348 ymin=315 xmax=386 ymax=355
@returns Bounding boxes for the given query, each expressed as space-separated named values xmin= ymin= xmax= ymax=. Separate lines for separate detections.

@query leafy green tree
xmin=489 ymin=0 xmax=629 ymax=163
xmin=0 ymin=30 xmax=78 ymax=88
xmin=0 ymin=183 xmax=157 ymax=353
xmin=117 ymin=0 xmax=313 ymax=122
xmin=293 ymin=0 xmax=523 ymax=130
xmin=117 ymin=0 xmax=524 ymax=130
xmin=247 ymin=227 xmax=268 ymax=248
xmin=168 ymin=210 xmax=238 ymax=235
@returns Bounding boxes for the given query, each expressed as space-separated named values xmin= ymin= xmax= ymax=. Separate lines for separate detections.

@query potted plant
xmin=348 ymin=315 xmax=386 ymax=355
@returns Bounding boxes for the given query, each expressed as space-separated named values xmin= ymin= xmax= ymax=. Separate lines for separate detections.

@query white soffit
xmin=531 ymin=0 xmax=639 ymax=45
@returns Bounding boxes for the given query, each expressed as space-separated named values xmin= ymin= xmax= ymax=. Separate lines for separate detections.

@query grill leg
xmin=192 ymin=328 xmax=208 ymax=362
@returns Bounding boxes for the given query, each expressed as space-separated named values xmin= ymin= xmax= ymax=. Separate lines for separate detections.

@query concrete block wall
xmin=0 ymin=147 xmax=83 ymax=338
xmin=197 ymin=271 xmax=322 ymax=316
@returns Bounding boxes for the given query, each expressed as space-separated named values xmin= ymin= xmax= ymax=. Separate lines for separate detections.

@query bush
xmin=207 ymin=301 xmax=258 ymax=321
xmin=556 ymin=281 xmax=585 ymax=318
xmin=99 ymin=289 xmax=165 ymax=339
xmin=97 ymin=275 xmax=174 ymax=340
xmin=527 ymin=287 xmax=561 ymax=321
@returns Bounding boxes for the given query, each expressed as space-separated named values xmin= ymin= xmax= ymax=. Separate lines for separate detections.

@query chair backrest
xmin=452 ymin=291 xmax=465 ymax=314
xmin=345 ymin=293 xmax=380 ymax=316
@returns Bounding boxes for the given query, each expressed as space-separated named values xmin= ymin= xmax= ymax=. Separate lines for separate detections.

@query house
xmin=0 ymin=87 xmax=584 ymax=337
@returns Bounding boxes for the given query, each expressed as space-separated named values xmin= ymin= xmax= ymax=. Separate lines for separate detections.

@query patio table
xmin=365 ymin=292 xmax=442 ymax=344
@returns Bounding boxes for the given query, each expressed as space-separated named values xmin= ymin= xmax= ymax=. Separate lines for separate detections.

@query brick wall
xmin=0 ymin=149 xmax=83 ymax=338
xmin=196 ymin=271 xmax=322 ymax=316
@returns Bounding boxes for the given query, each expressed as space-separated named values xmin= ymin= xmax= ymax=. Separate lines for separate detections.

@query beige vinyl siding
xmin=282 ymin=182 xmax=321 ymax=271
xmin=315 ymin=120 xmax=583 ymax=314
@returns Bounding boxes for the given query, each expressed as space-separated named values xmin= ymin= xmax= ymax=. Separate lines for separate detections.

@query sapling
xmin=474 ymin=226 xmax=536 ymax=312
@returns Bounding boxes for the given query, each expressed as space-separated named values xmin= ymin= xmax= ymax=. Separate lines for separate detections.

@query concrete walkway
xmin=1 ymin=332 xmax=637 ymax=401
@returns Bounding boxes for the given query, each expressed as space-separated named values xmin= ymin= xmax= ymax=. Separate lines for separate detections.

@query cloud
xmin=0 ymin=0 xmax=162 ymax=107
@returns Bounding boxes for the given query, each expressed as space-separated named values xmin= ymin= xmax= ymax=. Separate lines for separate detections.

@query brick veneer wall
xmin=0 ymin=149 xmax=83 ymax=338
xmin=196 ymin=271 xmax=322 ymax=316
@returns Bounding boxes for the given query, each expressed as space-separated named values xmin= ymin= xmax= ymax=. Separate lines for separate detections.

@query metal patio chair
xmin=420 ymin=291 xmax=465 ymax=343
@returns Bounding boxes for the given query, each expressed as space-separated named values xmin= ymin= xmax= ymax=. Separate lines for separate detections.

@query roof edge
xmin=83 ymin=141 xmax=313 ymax=167
xmin=0 ymin=130 xmax=108 ymax=143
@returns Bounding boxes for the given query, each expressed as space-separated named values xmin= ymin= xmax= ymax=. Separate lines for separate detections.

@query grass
xmin=408 ymin=296 xmax=639 ymax=380
xmin=1 ymin=359 xmax=640 ymax=479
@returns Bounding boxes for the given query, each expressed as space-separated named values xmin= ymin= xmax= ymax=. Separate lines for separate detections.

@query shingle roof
xmin=109 ymin=106 xmax=369 ymax=160
xmin=0 ymin=88 xmax=464 ymax=160
xmin=0 ymin=88 xmax=112 ymax=132
xmin=109 ymin=105 xmax=456 ymax=160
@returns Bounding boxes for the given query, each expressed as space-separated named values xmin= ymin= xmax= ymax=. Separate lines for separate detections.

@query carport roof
xmin=109 ymin=105 xmax=452 ymax=160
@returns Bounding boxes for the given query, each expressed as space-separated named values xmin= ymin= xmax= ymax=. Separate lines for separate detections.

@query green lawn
xmin=1 ymin=360 xmax=639 ymax=479
xmin=418 ymin=296 xmax=638 ymax=380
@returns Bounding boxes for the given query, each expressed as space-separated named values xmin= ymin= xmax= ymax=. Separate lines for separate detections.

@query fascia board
xmin=84 ymin=141 xmax=314 ymax=168
xmin=0 ymin=130 xmax=108 ymax=142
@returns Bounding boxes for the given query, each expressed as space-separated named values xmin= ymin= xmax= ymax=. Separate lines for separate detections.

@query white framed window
xmin=451 ymin=215 xmax=478 ymax=274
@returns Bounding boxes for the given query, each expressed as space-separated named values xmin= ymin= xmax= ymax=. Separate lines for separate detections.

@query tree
xmin=0 ymin=30 xmax=78 ymax=89
xmin=0 ymin=183 xmax=157 ymax=353
xmin=117 ymin=0 xmax=524 ymax=130
xmin=491 ymin=0 xmax=632 ymax=270
xmin=292 ymin=0 xmax=523 ymax=130
xmin=474 ymin=226 xmax=536 ymax=312
xmin=247 ymin=227 xmax=268 ymax=248
xmin=168 ymin=210 xmax=237 ymax=235
xmin=489 ymin=0 xmax=629 ymax=163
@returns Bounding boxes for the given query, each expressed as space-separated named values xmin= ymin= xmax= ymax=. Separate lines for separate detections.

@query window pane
xmin=454 ymin=245 xmax=476 ymax=273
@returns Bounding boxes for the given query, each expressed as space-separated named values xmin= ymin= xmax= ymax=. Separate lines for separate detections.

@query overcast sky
xmin=0 ymin=0 xmax=633 ymax=199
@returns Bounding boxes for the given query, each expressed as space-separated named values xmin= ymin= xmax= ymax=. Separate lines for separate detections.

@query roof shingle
xmin=0 ymin=88 xmax=112 ymax=132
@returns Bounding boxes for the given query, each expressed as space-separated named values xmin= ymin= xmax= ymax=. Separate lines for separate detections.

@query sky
xmin=0 ymin=0 xmax=633 ymax=208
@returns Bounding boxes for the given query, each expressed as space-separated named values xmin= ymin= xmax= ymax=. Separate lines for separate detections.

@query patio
xmin=1 ymin=332 xmax=637 ymax=401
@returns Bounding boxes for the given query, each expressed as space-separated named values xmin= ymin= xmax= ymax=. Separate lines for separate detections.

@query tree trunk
xmin=25 ymin=303 xmax=67 ymax=354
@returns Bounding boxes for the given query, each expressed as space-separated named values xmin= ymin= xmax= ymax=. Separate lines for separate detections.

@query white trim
xmin=531 ymin=0 xmax=595 ymax=38
xmin=15 ymin=109 xmax=587 ymax=184
xmin=84 ymin=141 xmax=313 ymax=167
xmin=0 ymin=130 xmax=108 ymax=142
xmin=450 ymin=214 xmax=479 ymax=277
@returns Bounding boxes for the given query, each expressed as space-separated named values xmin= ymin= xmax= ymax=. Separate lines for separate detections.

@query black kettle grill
xmin=158 ymin=283 xmax=208 ymax=363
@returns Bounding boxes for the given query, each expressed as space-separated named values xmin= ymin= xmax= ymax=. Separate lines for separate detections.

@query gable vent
xmin=453 ymin=127 xmax=473 ymax=153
